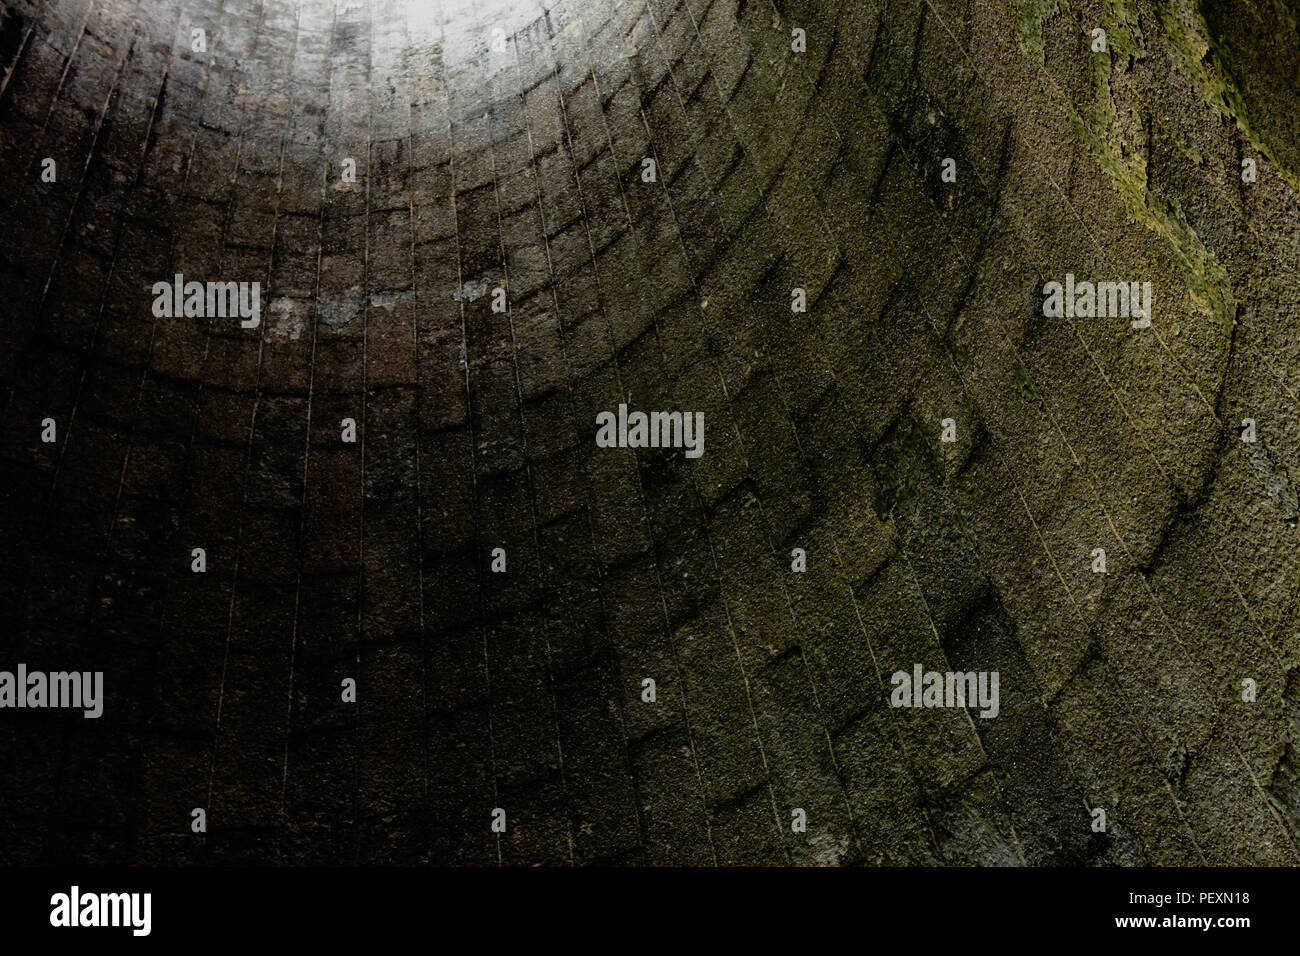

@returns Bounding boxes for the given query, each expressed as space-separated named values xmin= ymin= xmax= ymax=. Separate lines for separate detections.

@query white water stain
xmin=268 ymin=297 xmax=304 ymax=340
xmin=370 ymin=290 xmax=414 ymax=311
xmin=319 ymin=288 xmax=366 ymax=327
xmin=454 ymin=278 xmax=489 ymax=302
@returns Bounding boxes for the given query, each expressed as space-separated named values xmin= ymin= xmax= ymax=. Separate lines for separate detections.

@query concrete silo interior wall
xmin=0 ymin=0 xmax=1297 ymax=864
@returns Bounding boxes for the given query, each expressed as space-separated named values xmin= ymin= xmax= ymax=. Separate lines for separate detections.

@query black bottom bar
xmin=3 ymin=866 xmax=1292 ymax=943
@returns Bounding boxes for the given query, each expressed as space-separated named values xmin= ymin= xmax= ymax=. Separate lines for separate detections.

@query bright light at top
xmin=398 ymin=0 xmax=554 ymax=41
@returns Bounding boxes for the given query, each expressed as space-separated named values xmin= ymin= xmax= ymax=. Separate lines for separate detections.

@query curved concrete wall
xmin=0 ymin=0 xmax=1297 ymax=865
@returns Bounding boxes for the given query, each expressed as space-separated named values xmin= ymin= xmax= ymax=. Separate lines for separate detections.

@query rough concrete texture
xmin=0 ymin=0 xmax=1297 ymax=865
